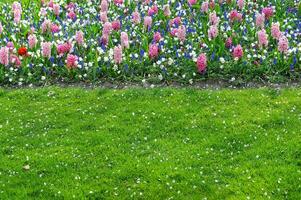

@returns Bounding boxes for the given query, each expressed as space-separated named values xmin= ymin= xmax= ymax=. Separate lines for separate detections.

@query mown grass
xmin=0 ymin=87 xmax=300 ymax=199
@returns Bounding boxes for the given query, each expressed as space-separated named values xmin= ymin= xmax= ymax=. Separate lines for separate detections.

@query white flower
xmin=219 ymin=57 xmax=225 ymax=63
xmin=158 ymin=74 xmax=163 ymax=80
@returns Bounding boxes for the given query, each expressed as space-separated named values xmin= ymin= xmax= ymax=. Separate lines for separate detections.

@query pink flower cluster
xmin=148 ymin=43 xmax=159 ymax=59
xmin=57 ymin=42 xmax=72 ymax=56
xmin=12 ymin=2 xmax=22 ymax=24
xmin=66 ymin=54 xmax=78 ymax=69
xmin=197 ymin=53 xmax=207 ymax=73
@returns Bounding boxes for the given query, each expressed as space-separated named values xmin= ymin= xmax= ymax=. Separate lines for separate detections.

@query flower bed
xmin=0 ymin=0 xmax=300 ymax=85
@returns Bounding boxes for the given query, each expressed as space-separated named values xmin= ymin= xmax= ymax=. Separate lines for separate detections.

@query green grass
xmin=0 ymin=87 xmax=300 ymax=199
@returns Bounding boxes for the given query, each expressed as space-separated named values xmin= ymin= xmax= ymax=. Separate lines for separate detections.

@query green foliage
xmin=0 ymin=87 xmax=300 ymax=199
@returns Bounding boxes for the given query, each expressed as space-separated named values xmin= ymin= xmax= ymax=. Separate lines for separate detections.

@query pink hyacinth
xmin=197 ymin=53 xmax=207 ymax=73
xmin=148 ymin=8 xmax=155 ymax=16
xmin=48 ymin=0 xmax=54 ymax=8
xmin=75 ymin=31 xmax=84 ymax=46
xmin=236 ymin=13 xmax=243 ymax=21
xmin=67 ymin=11 xmax=76 ymax=20
xmin=103 ymin=22 xmax=112 ymax=35
xmin=229 ymin=10 xmax=242 ymax=22
xmin=209 ymin=11 xmax=220 ymax=26
xmin=173 ymin=17 xmax=182 ymax=26
xmin=152 ymin=5 xmax=158 ymax=14
xmin=100 ymin=12 xmax=108 ymax=23
xmin=113 ymin=0 xmax=123 ymax=5
xmin=121 ymin=32 xmax=129 ymax=49
xmin=208 ymin=25 xmax=218 ymax=39
xmin=232 ymin=45 xmax=243 ymax=59
xmin=225 ymin=37 xmax=232 ymax=48
xmin=12 ymin=2 xmax=22 ymax=12
xmin=148 ymin=43 xmax=159 ymax=59
xmin=41 ymin=42 xmax=52 ymax=58
xmin=100 ymin=0 xmax=109 ymax=12
xmin=100 ymin=34 xmax=109 ymax=45
xmin=14 ymin=9 xmax=21 ymax=24
xmin=237 ymin=0 xmax=244 ymax=10
xmin=256 ymin=13 xmax=265 ymax=28
xmin=51 ymin=24 xmax=60 ymax=33
xmin=101 ymin=34 xmax=109 ymax=46
xmin=170 ymin=28 xmax=178 ymax=37
xmin=177 ymin=25 xmax=186 ymax=42
xmin=28 ymin=34 xmax=37 ymax=49
xmin=6 ymin=42 xmax=14 ymax=53
xmin=201 ymin=1 xmax=209 ymax=13
xmin=132 ymin=11 xmax=141 ymax=24
xmin=271 ymin=22 xmax=281 ymax=40
xmin=112 ymin=20 xmax=121 ymax=31
xmin=153 ymin=32 xmax=161 ymax=43
xmin=0 ymin=47 xmax=9 ymax=66
xmin=188 ymin=0 xmax=197 ymax=6
xmin=66 ymin=2 xmax=75 ymax=10
xmin=144 ymin=0 xmax=151 ymax=5
xmin=41 ymin=19 xmax=52 ymax=33
xmin=66 ymin=54 xmax=78 ymax=69
xmin=144 ymin=16 xmax=152 ymax=29
xmin=257 ymin=29 xmax=269 ymax=47
xmin=229 ymin=10 xmax=235 ymax=21
xmin=30 ymin=27 xmax=35 ymax=34
xmin=163 ymin=5 xmax=171 ymax=16
xmin=278 ymin=36 xmax=289 ymax=53
xmin=113 ymin=45 xmax=122 ymax=64
xmin=53 ymin=4 xmax=60 ymax=16
xmin=262 ymin=7 xmax=273 ymax=19
xmin=57 ymin=42 xmax=72 ymax=55
xmin=10 ymin=54 xmax=21 ymax=67
xmin=229 ymin=10 xmax=237 ymax=21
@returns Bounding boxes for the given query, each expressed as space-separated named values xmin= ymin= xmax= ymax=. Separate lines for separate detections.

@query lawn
xmin=0 ymin=87 xmax=300 ymax=199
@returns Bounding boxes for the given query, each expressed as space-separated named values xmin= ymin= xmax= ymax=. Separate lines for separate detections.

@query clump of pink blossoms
xmin=153 ymin=32 xmax=161 ymax=43
xmin=201 ymin=1 xmax=209 ymax=13
xmin=28 ymin=34 xmax=37 ymax=49
xmin=144 ymin=16 xmax=152 ymax=29
xmin=41 ymin=42 xmax=52 ymax=58
xmin=112 ymin=20 xmax=121 ymax=31
xmin=177 ymin=25 xmax=186 ymax=42
xmin=209 ymin=11 xmax=220 ymax=26
xmin=121 ymin=32 xmax=129 ymax=49
xmin=100 ymin=0 xmax=109 ymax=12
xmin=237 ymin=0 xmax=244 ymax=10
xmin=278 ymin=36 xmax=289 ymax=54
xmin=132 ymin=11 xmax=141 ymax=24
xmin=232 ymin=45 xmax=243 ymax=59
xmin=113 ymin=45 xmax=122 ymax=64
xmin=66 ymin=54 xmax=78 ymax=69
xmin=256 ymin=13 xmax=265 ymax=28
xmin=57 ymin=42 xmax=72 ymax=56
xmin=257 ymin=29 xmax=269 ymax=48
xmin=148 ymin=43 xmax=159 ymax=59
xmin=0 ymin=47 xmax=9 ymax=66
xmin=271 ymin=22 xmax=281 ymax=40
xmin=197 ymin=53 xmax=207 ymax=73
xmin=262 ymin=7 xmax=273 ymax=19
xmin=75 ymin=31 xmax=84 ymax=46
xmin=208 ymin=25 xmax=218 ymax=40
